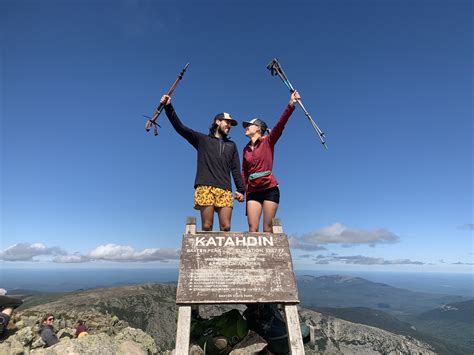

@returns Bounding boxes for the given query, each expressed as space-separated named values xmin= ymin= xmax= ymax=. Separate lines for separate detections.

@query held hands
xmin=160 ymin=95 xmax=171 ymax=106
xmin=289 ymin=90 xmax=301 ymax=107
xmin=234 ymin=191 xmax=244 ymax=202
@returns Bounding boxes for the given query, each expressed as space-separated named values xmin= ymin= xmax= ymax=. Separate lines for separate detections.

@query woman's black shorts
xmin=247 ymin=186 xmax=280 ymax=204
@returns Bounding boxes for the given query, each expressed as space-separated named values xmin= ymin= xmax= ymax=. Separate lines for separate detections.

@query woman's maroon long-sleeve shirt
xmin=242 ymin=104 xmax=295 ymax=194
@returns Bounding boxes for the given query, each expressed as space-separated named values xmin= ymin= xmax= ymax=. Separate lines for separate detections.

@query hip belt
xmin=249 ymin=170 xmax=272 ymax=180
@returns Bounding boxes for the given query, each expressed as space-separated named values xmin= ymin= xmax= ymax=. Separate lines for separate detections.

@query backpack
xmin=243 ymin=304 xmax=310 ymax=355
xmin=190 ymin=309 xmax=249 ymax=355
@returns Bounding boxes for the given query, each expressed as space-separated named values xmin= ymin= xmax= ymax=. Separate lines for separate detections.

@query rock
xmin=31 ymin=337 xmax=46 ymax=349
xmin=28 ymin=332 xmax=157 ymax=355
xmin=1 ymin=338 xmax=25 ymax=355
xmin=301 ymin=310 xmax=436 ymax=355
xmin=57 ymin=328 xmax=74 ymax=339
xmin=230 ymin=331 xmax=268 ymax=354
xmin=111 ymin=316 xmax=119 ymax=325
xmin=189 ymin=344 xmax=204 ymax=354
xmin=23 ymin=316 xmax=39 ymax=328
xmin=117 ymin=340 xmax=147 ymax=355
xmin=115 ymin=327 xmax=158 ymax=354
xmin=15 ymin=326 xmax=35 ymax=346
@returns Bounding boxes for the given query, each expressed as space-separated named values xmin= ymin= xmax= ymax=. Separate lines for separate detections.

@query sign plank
xmin=176 ymin=232 xmax=299 ymax=304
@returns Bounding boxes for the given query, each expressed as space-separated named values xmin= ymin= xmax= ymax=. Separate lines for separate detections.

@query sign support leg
xmin=284 ymin=304 xmax=305 ymax=355
xmin=175 ymin=305 xmax=191 ymax=354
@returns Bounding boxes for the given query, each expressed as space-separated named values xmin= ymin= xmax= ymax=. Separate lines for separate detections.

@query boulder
xmin=230 ymin=331 xmax=268 ymax=354
xmin=115 ymin=326 xmax=158 ymax=354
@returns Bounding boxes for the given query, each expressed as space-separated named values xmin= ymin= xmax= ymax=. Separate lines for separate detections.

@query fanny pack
xmin=249 ymin=171 xmax=272 ymax=180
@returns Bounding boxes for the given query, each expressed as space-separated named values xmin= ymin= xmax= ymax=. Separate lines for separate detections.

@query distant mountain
xmin=300 ymin=308 xmax=435 ymax=354
xmin=6 ymin=289 xmax=43 ymax=296
xmin=16 ymin=283 xmax=437 ymax=354
xmin=311 ymin=306 xmax=471 ymax=355
xmin=312 ymin=306 xmax=416 ymax=336
xmin=403 ymin=299 xmax=474 ymax=352
xmin=297 ymin=275 xmax=466 ymax=315
xmin=22 ymin=283 xmax=178 ymax=352
xmin=417 ymin=298 xmax=474 ymax=323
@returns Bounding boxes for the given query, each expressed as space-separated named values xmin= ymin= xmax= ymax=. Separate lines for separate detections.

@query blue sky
xmin=1 ymin=0 xmax=472 ymax=273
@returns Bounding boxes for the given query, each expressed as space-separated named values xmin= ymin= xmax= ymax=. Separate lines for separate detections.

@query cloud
xmin=311 ymin=254 xmax=425 ymax=266
xmin=53 ymin=254 xmax=91 ymax=263
xmin=88 ymin=244 xmax=180 ymax=262
xmin=1 ymin=242 xmax=180 ymax=263
xmin=0 ymin=243 xmax=66 ymax=261
xmin=451 ymin=261 xmax=474 ymax=265
xmin=290 ymin=223 xmax=400 ymax=250
xmin=289 ymin=237 xmax=327 ymax=251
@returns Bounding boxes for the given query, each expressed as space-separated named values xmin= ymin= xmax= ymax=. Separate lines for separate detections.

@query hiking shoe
xmin=0 ymin=313 xmax=10 ymax=335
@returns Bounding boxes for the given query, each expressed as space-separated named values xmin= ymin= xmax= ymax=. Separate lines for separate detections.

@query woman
xmin=242 ymin=91 xmax=300 ymax=232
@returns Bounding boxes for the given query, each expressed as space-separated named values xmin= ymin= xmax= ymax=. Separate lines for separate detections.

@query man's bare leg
xmin=200 ymin=206 xmax=215 ymax=231
xmin=216 ymin=206 xmax=233 ymax=231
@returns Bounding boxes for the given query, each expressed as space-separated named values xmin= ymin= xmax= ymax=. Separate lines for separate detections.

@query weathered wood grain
xmin=284 ymin=305 xmax=305 ymax=355
xmin=175 ymin=305 xmax=191 ymax=355
xmin=177 ymin=232 xmax=299 ymax=304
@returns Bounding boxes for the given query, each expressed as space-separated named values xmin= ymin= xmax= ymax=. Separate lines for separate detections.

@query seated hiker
xmin=190 ymin=309 xmax=248 ymax=354
xmin=75 ymin=319 xmax=88 ymax=337
xmin=0 ymin=289 xmax=23 ymax=335
xmin=40 ymin=313 xmax=59 ymax=347
xmin=244 ymin=303 xmax=309 ymax=355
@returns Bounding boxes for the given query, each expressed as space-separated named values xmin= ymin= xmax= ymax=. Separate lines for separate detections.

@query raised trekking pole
xmin=266 ymin=58 xmax=327 ymax=149
xmin=144 ymin=63 xmax=190 ymax=136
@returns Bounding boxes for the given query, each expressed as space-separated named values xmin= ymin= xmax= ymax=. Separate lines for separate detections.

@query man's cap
xmin=214 ymin=112 xmax=237 ymax=126
xmin=242 ymin=118 xmax=268 ymax=133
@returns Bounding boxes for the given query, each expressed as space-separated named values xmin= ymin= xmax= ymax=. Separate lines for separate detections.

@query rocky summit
xmin=1 ymin=283 xmax=437 ymax=354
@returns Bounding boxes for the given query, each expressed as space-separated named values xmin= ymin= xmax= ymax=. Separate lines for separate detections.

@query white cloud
xmin=289 ymin=237 xmax=327 ymax=251
xmin=53 ymin=254 xmax=90 ymax=263
xmin=0 ymin=243 xmax=66 ymax=261
xmin=290 ymin=223 xmax=400 ymax=250
xmin=1 ymin=242 xmax=180 ymax=263
xmin=88 ymin=244 xmax=180 ymax=262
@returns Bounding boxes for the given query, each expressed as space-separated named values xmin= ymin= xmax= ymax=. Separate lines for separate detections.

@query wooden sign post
xmin=175 ymin=217 xmax=304 ymax=354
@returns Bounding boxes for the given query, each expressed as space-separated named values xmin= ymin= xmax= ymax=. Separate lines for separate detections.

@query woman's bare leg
xmin=247 ymin=200 xmax=263 ymax=232
xmin=262 ymin=200 xmax=279 ymax=232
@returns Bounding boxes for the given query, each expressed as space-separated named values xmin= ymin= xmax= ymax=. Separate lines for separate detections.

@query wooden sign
xmin=176 ymin=232 xmax=299 ymax=304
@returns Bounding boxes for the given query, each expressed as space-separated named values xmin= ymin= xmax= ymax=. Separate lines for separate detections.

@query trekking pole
xmin=266 ymin=58 xmax=327 ymax=149
xmin=144 ymin=63 xmax=190 ymax=136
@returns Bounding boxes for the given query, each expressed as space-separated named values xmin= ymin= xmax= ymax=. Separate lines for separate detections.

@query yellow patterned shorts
xmin=194 ymin=185 xmax=234 ymax=209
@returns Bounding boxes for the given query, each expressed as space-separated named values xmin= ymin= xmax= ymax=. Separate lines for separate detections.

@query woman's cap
xmin=242 ymin=118 xmax=268 ymax=133
xmin=214 ymin=112 xmax=237 ymax=126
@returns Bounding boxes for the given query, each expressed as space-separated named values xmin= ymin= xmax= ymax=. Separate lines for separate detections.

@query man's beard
xmin=217 ymin=126 xmax=228 ymax=137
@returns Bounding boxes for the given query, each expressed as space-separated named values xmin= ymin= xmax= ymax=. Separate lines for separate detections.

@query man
xmin=160 ymin=94 xmax=245 ymax=231
xmin=40 ymin=314 xmax=59 ymax=347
